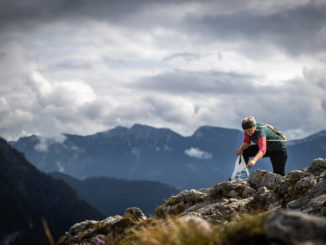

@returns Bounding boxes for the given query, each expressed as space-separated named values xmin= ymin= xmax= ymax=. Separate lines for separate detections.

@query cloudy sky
xmin=1 ymin=0 xmax=326 ymax=141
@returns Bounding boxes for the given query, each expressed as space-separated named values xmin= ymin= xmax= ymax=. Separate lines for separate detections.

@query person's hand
xmin=246 ymin=160 xmax=256 ymax=169
xmin=236 ymin=147 xmax=243 ymax=156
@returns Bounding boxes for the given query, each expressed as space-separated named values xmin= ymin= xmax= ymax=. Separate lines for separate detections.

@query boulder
xmin=293 ymin=174 xmax=317 ymax=197
xmin=287 ymin=180 xmax=326 ymax=214
xmin=68 ymin=220 xmax=98 ymax=236
xmin=156 ymin=189 xmax=208 ymax=217
xmin=124 ymin=207 xmax=147 ymax=221
xmin=209 ymin=180 xmax=249 ymax=199
xmin=265 ymin=210 xmax=326 ymax=244
xmin=304 ymin=194 xmax=326 ymax=216
xmin=248 ymin=169 xmax=284 ymax=189
xmin=242 ymin=186 xmax=256 ymax=198
xmin=58 ymin=208 xmax=146 ymax=245
xmin=309 ymin=158 xmax=326 ymax=173
xmin=182 ymin=197 xmax=253 ymax=224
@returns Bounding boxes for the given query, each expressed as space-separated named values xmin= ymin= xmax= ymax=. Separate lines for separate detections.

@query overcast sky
xmin=1 ymin=0 xmax=326 ymax=141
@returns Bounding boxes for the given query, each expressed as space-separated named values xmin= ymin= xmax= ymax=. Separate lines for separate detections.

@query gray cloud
xmin=0 ymin=0 xmax=325 ymax=141
xmin=51 ymin=61 xmax=93 ymax=70
xmin=130 ymin=69 xmax=326 ymax=137
xmin=134 ymin=69 xmax=265 ymax=95
xmin=0 ymin=0 xmax=198 ymax=31
xmin=183 ymin=1 xmax=326 ymax=55
xmin=163 ymin=52 xmax=201 ymax=63
xmin=1 ymin=0 xmax=325 ymax=56
xmin=322 ymin=100 xmax=326 ymax=113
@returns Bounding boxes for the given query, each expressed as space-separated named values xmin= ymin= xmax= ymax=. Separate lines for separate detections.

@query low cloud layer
xmin=0 ymin=0 xmax=325 ymax=141
xmin=185 ymin=147 xmax=212 ymax=159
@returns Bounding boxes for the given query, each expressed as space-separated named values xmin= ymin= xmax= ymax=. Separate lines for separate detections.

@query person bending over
xmin=236 ymin=116 xmax=287 ymax=176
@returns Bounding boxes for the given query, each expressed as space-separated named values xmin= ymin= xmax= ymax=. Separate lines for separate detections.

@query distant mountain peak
xmin=104 ymin=126 xmax=129 ymax=136
xmin=129 ymin=123 xmax=180 ymax=139
xmin=288 ymin=129 xmax=326 ymax=145
xmin=192 ymin=125 xmax=241 ymax=138
xmin=130 ymin=123 xmax=172 ymax=132
xmin=130 ymin=123 xmax=157 ymax=131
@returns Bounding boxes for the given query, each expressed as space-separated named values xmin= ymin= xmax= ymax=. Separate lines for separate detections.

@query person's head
xmin=242 ymin=116 xmax=256 ymax=136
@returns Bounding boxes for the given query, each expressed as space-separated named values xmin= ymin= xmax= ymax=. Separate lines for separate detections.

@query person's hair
xmin=241 ymin=116 xmax=256 ymax=129
xmin=242 ymin=116 xmax=256 ymax=125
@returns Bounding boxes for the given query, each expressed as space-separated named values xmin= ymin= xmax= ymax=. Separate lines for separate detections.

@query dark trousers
xmin=243 ymin=145 xmax=288 ymax=176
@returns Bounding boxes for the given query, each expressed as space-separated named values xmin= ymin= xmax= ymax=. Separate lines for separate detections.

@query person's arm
xmin=247 ymin=137 xmax=266 ymax=168
xmin=236 ymin=142 xmax=250 ymax=156
xmin=236 ymin=134 xmax=251 ymax=156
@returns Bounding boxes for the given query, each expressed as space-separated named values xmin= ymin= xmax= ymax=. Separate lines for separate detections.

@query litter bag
xmin=231 ymin=155 xmax=249 ymax=180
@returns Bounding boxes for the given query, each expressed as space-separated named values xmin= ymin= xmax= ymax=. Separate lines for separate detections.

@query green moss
xmin=208 ymin=183 xmax=225 ymax=200
xmin=155 ymin=197 xmax=187 ymax=218
xmin=155 ymin=196 xmax=178 ymax=217
xmin=234 ymin=184 xmax=246 ymax=197
xmin=258 ymin=172 xmax=267 ymax=185
xmin=155 ymin=205 xmax=165 ymax=218
xmin=293 ymin=186 xmax=310 ymax=199
xmin=156 ymin=193 xmax=205 ymax=218
xmin=219 ymin=213 xmax=269 ymax=245
xmin=288 ymin=174 xmax=300 ymax=184
xmin=166 ymin=196 xmax=178 ymax=206
xmin=247 ymin=195 xmax=267 ymax=213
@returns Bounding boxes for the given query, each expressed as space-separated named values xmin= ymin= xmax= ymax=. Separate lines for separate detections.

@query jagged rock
xmin=287 ymin=170 xmax=307 ymax=181
xmin=265 ymin=210 xmax=326 ymax=244
xmin=68 ymin=220 xmax=98 ymax=235
xmin=304 ymin=194 xmax=326 ymax=216
xmin=249 ymin=169 xmax=284 ymax=189
xmin=59 ymin=158 xmax=326 ymax=244
xmin=101 ymin=215 xmax=124 ymax=227
xmin=309 ymin=158 xmax=326 ymax=173
xmin=227 ymin=190 xmax=239 ymax=198
xmin=242 ymin=186 xmax=256 ymax=198
xmin=317 ymin=170 xmax=326 ymax=182
xmin=156 ymin=189 xmax=208 ymax=217
xmin=58 ymin=208 xmax=146 ymax=245
xmin=64 ymin=219 xmax=99 ymax=243
xmin=293 ymin=175 xmax=317 ymax=197
xmin=181 ymin=197 xmax=253 ymax=224
xmin=176 ymin=189 xmax=208 ymax=203
xmin=209 ymin=180 xmax=249 ymax=199
xmin=258 ymin=186 xmax=268 ymax=194
xmin=124 ymin=207 xmax=147 ymax=221
xmin=287 ymin=180 xmax=326 ymax=215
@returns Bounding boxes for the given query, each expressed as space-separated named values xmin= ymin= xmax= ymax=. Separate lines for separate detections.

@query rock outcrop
xmin=58 ymin=158 xmax=326 ymax=245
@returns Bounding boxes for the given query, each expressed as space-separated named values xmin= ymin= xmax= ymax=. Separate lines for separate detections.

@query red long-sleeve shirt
xmin=243 ymin=134 xmax=267 ymax=155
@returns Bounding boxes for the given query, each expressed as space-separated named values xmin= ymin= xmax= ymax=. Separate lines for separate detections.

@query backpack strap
xmin=261 ymin=123 xmax=287 ymax=142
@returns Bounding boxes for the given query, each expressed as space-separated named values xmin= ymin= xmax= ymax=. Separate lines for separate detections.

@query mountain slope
xmin=287 ymin=130 xmax=326 ymax=170
xmin=50 ymin=172 xmax=179 ymax=216
xmin=10 ymin=124 xmax=243 ymax=189
xmin=10 ymin=124 xmax=326 ymax=189
xmin=0 ymin=138 xmax=104 ymax=245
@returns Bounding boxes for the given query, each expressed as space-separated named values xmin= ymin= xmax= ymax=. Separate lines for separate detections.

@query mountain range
xmin=10 ymin=124 xmax=326 ymax=189
xmin=0 ymin=136 xmax=181 ymax=244
xmin=50 ymin=172 xmax=178 ymax=217
xmin=0 ymin=137 xmax=104 ymax=245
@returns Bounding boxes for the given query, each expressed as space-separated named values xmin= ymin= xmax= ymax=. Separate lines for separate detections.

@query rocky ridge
xmin=58 ymin=158 xmax=326 ymax=245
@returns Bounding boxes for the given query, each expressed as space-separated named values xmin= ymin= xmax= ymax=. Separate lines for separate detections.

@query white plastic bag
xmin=231 ymin=155 xmax=249 ymax=180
